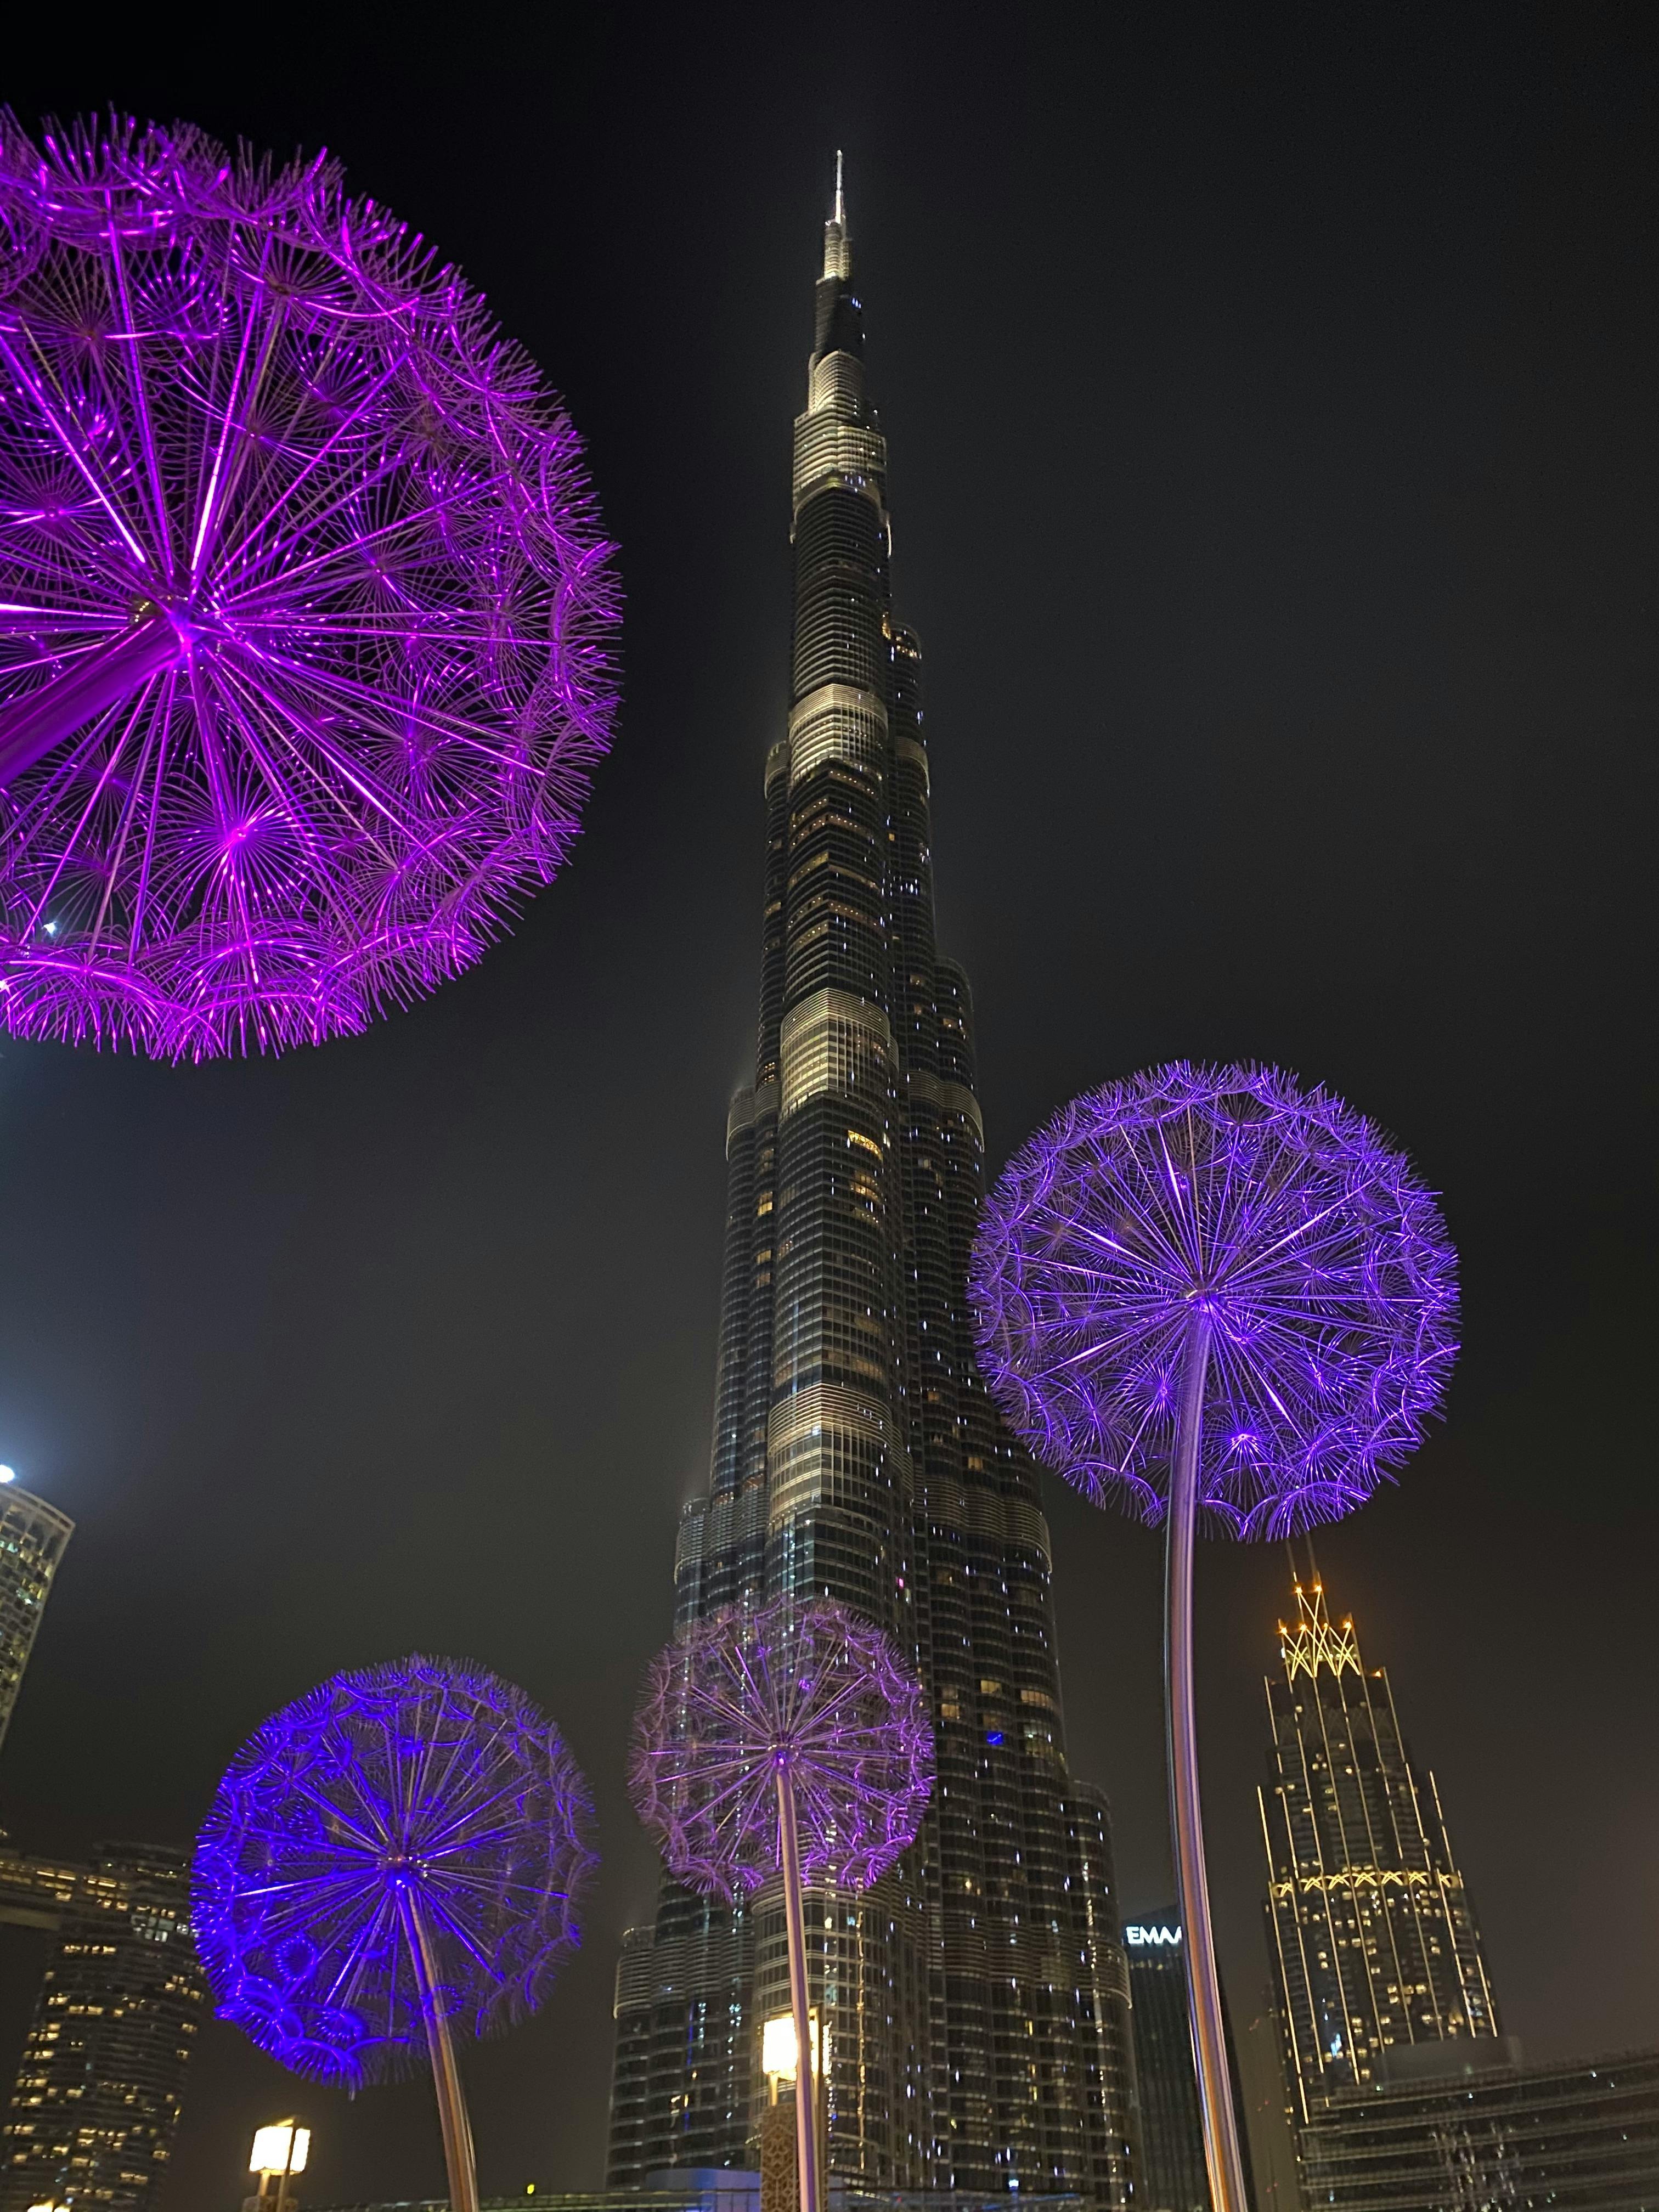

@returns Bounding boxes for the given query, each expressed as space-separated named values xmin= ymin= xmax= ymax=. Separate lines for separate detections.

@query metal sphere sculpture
xmin=630 ymin=1598 xmax=932 ymax=2212
xmin=194 ymin=1654 xmax=596 ymax=2212
xmin=970 ymin=1062 xmax=1458 ymax=2212
xmin=0 ymin=112 xmax=618 ymax=1058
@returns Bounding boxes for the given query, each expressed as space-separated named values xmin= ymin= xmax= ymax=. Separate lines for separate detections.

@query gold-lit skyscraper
xmin=0 ymin=1480 xmax=73 ymax=1763
xmin=1259 ymin=1565 xmax=1503 ymax=2123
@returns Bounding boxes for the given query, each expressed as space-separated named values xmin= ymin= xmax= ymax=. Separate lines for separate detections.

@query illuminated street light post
xmin=761 ymin=2012 xmax=827 ymax=2212
xmin=246 ymin=2120 xmax=310 ymax=2212
xmin=194 ymin=1657 xmax=596 ymax=2212
xmin=972 ymin=1063 xmax=1458 ymax=2212
xmin=0 ymin=113 xmax=617 ymax=1060
xmin=629 ymin=1599 xmax=933 ymax=2212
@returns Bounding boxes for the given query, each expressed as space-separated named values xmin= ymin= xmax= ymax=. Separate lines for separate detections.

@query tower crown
xmin=1278 ymin=1574 xmax=1362 ymax=1681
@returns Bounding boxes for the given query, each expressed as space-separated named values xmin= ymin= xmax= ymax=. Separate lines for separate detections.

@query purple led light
xmin=192 ymin=1653 xmax=596 ymax=2088
xmin=0 ymin=113 xmax=618 ymax=1058
xmin=970 ymin=1062 xmax=1458 ymax=1540
xmin=628 ymin=1597 xmax=934 ymax=1901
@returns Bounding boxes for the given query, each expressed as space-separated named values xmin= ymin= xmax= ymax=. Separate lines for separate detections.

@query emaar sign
xmin=1124 ymin=1924 xmax=1182 ymax=1947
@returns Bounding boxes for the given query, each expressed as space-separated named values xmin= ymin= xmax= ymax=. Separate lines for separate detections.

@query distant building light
xmin=986 ymin=1730 xmax=1004 ymax=1746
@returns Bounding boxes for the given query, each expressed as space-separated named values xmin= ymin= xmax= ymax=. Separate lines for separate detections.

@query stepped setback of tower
xmin=607 ymin=172 xmax=1136 ymax=2204
xmin=1259 ymin=1567 xmax=1503 ymax=2125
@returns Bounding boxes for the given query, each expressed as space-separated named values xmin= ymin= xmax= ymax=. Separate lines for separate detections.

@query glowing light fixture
xmin=0 ymin=114 xmax=618 ymax=1058
xmin=630 ymin=1598 xmax=932 ymax=2212
xmin=196 ymin=1656 xmax=596 ymax=2212
xmin=762 ymin=2009 xmax=828 ymax=2084
xmin=972 ymin=1062 xmax=1457 ymax=2212
xmin=250 ymin=2124 xmax=310 ymax=2178
xmin=0 ymin=1466 xmax=14 ymax=1484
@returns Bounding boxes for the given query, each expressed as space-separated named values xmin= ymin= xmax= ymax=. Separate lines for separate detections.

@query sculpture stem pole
xmin=398 ymin=1888 xmax=481 ymax=2212
xmin=0 ymin=615 xmax=179 ymax=786
xmin=1165 ymin=1307 xmax=1249 ymax=2212
xmin=776 ymin=1765 xmax=822 ymax=2212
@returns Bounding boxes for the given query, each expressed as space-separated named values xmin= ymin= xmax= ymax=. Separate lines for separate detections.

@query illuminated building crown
xmin=1278 ymin=1573 xmax=1362 ymax=1682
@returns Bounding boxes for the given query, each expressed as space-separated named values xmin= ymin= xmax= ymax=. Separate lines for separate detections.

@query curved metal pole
xmin=397 ymin=1887 xmax=481 ymax=2212
xmin=0 ymin=615 xmax=178 ymax=786
xmin=776 ymin=1765 xmax=821 ymax=2212
xmin=1165 ymin=1308 xmax=1250 ymax=2212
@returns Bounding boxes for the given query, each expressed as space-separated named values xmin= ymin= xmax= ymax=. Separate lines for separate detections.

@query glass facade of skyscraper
xmin=607 ymin=176 xmax=1136 ymax=2205
xmin=1122 ymin=1922 xmax=1208 ymax=2212
xmin=0 ymin=1483 xmax=73 ymax=1762
xmin=1258 ymin=1568 xmax=1501 ymax=2126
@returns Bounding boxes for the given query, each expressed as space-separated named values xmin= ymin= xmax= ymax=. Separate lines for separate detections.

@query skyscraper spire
xmin=822 ymin=149 xmax=851 ymax=282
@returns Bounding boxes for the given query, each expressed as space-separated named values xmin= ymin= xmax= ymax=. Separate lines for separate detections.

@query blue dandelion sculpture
xmin=971 ymin=1063 xmax=1458 ymax=2212
xmin=194 ymin=1655 xmax=596 ymax=2212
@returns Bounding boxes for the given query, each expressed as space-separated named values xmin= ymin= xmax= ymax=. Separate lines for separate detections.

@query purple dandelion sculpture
xmin=193 ymin=1654 xmax=596 ymax=2212
xmin=970 ymin=1063 xmax=1457 ymax=2212
xmin=0 ymin=112 xmax=617 ymax=1058
xmin=629 ymin=1598 xmax=933 ymax=2212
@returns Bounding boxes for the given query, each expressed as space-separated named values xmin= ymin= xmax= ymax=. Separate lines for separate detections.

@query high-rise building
xmin=1122 ymin=1920 xmax=1207 ymax=2212
xmin=607 ymin=166 xmax=1136 ymax=2205
xmin=1298 ymin=2045 xmax=1659 ymax=2212
xmin=1258 ymin=1564 xmax=1502 ymax=2126
xmin=1121 ymin=1919 xmax=1255 ymax=2212
xmin=0 ymin=1482 xmax=74 ymax=1762
xmin=0 ymin=1843 xmax=205 ymax=2212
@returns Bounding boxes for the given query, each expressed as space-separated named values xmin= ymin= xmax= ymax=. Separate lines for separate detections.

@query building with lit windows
xmin=0 ymin=1843 xmax=204 ymax=2212
xmin=1122 ymin=1921 xmax=1209 ymax=2212
xmin=0 ymin=1481 xmax=73 ymax=1763
xmin=606 ymin=165 xmax=1136 ymax=2206
xmin=1259 ymin=1565 xmax=1503 ymax=2129
xmin=1297 ymin=2045 xmax=1659 ymax=2212
xmin=1121 ymin=1919 xmax=1257 ymax=2212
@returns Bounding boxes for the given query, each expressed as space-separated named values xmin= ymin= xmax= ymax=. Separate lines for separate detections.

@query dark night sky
xmin=1 ymin=4 xmax=1655 ymax=2206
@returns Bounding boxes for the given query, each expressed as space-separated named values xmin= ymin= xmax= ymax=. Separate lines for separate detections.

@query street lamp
xmin=760 ymin=2012 xmax=828 ymax=2212
xmin=246 ymin=2121 xmax=309 ymax=2212
xmin=761 ymin=2008 xmax=827 ymax=2094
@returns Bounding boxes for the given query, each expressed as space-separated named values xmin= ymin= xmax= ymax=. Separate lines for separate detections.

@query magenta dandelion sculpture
xmin=629 ymin=1598 xmax=933 ymax=2212
xmin=0 ymin=112 xmax=617 ymax=1057
xmin=194 ymin=1655 xmax=596 ymax=2212
xmin=970 ymin=1063 xmax=1457 ymax=2212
